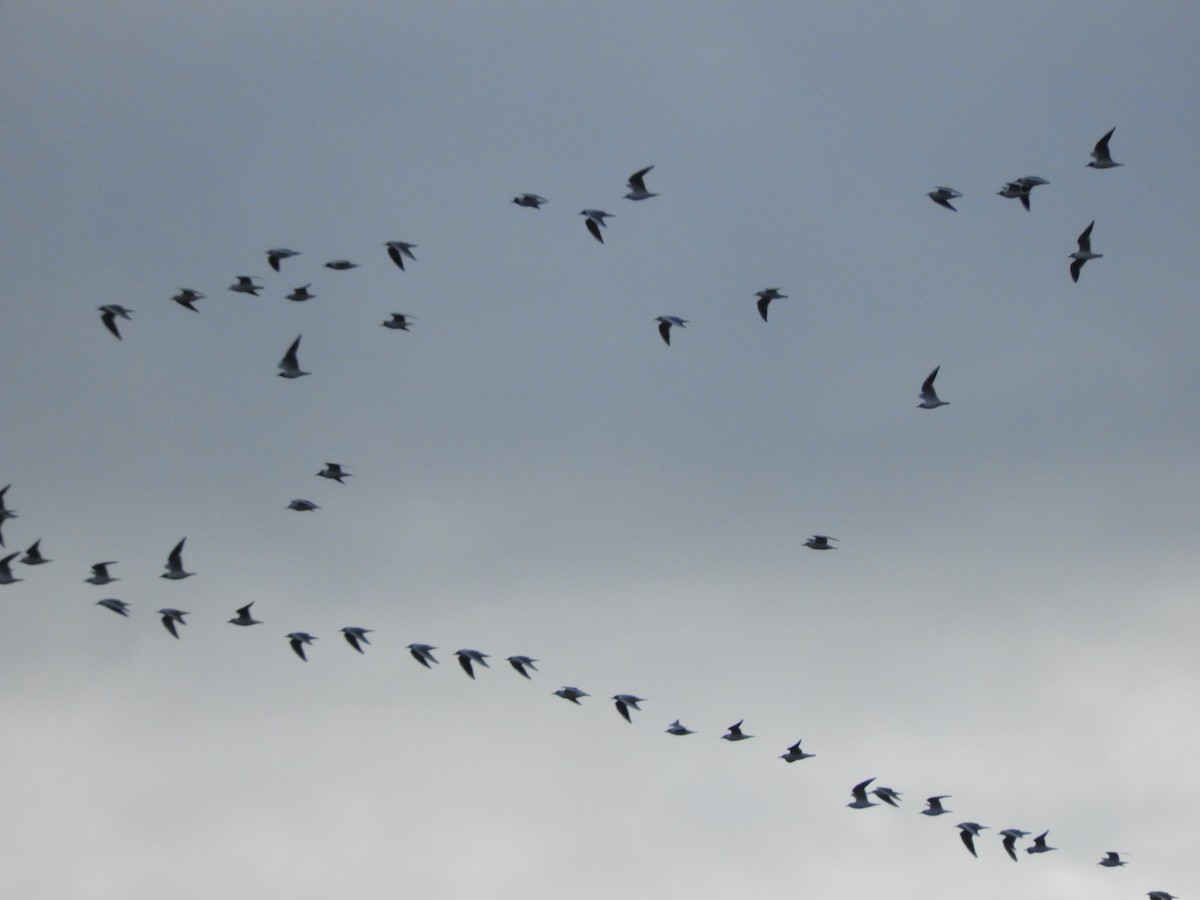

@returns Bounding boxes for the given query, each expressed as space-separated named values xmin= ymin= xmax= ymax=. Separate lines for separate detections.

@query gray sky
xmin=1 ymin=2 xmax=1198 ymax=898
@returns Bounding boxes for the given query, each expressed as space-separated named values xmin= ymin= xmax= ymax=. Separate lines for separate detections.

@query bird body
xmin=612 ymin=694 xmax=645 ymax=722
xmin=161 ymin=537 xmax=193 ymax=580
xmin=1000 ymin=828 xmax=1030 ymax=861
xmin=1088 ymin=127 xmax=1122 ymax=169
xmin=506 ymin=655 xmax=538 ymax=678
xmin=317 ymin=463 xmax=350 ymax=483
xmin=655 ymin=315 xmax=687 ymax=345
xmin=721 ymin=720 xmax=753 ymax=741
xmin=382 ymin=314 xmax=415 ymax=331
xmin=278 ymin=335 xmax=309 ymax=378
xmin=928 ymin=186 xmax=962 ymax=210
xmin=172 ymin=289 xmax=205 ymax=311
xmin=287 ymin=632 xmax=317 ymax=661
xmin=1026 ymin=830 xmax=1056 ymax=854
xmin=324 ymin=260 xmax=358 ymax=271
xmin=780 ymin=739 xmax=815 ymax=762
xmin=918 ymin=365 xmax=949 ymax=408
xmin=512 ymin=193 xmax=547 ymax=208
xmin=341 ymin=627 xmax=372 ymax=653
xmin=408 ymin=643 xmax=439 ymax=668
xmin=456 ymin=649 xmax=491 ymax=679
xmin=624 ymin=165 xmax=658 ymax=200
xmin=1070 ymin=221 xmax=1102 ymax=282
xmin=873 ymin=786 xmax=902 ymax=807
xmin=1098 ymin=851 xmax=1127 ymax=868
xmin=957 ymin=822 xmax=988 ymax=857
xmin=98 ymin=305 xmax=132 ymax=339
xmin=266 ymin=248 xmax=299 ymax=271
xmin=288 ymin=499 xmax=319 ymax=511
xmin=666 ymin=720 xmax=696 ymax=735
xmin=20 ymin=540 xmax=50 ymax=565
xmin=0 ymin=552 xmax=22 ymax=584
xmin=755 ymin=288 xmax=787 ymax=322
xmin=158 ymin=608 xmax=188 ymax=638
xmin=385 ymin=241 xmax=417 ymax=270
xmin=848 ymin=778 xmax=879 ymax=809
xmin=86 ymin=562 xmax=119 ymax=585
xmin=804 ymin=535 xmax=838 ymax=550
xmin=96 ymin=598 xmax=130 ymax=617
xmin=921 ymin=795 xmax=952 ymax=816
xmin=286 ymin=284 xmax=315 ymax=303
xmin=229 ymin=276 xmax=262 ymax=296
xmin=554 ymin=686 xmax=588 ymax=704
xmin=228 ymin=603 xmax=261 ymax=626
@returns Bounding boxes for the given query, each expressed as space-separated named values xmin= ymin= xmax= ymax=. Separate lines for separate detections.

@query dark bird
xmin=228 ymin=603 xmax=261 ymax=626
xmin=341 ymin=627 xmax=372 ymax=653
xmin=266 ymin=248 xmax=299 ymax=272
xmin=512 ymin=193 xmax=547 ymax=208
xmin=385 ymin=241 xmax=417 ymax=270
xmin=927 ymin=186 xmax=962 ymax=211
xmin=1088 ymin=127 xmax=1122 ymax=169
xmin=456 ymin=648 xmax=490 ymax=679
xmin=158 ymin=608 xmax=188 ymax=638
xmin=623 ymin=165 xmax=658 ymax=201
xmin=1070 ymin=221 xmax=1102 ymax=282
xmin=98 ymin=305 xmax=132 ymax=339
xmin=171 ymin=289 xmax=205 ymax=311
xmin=161 ymin=538 xmax=193 ymax=580
xmin=655 ymin=315 xmax=687 ymax=345
xmin=287 ymin=632 xmax=317 ymax=661
xmin=506 ymin=655 xmax=538 ymax=679
xmin=755 ymin=288 xmax=787 ymax=322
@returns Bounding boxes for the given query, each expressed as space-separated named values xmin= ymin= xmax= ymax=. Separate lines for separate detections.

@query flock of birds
xmin=11 ymin=124 xmax=1180 ymax=898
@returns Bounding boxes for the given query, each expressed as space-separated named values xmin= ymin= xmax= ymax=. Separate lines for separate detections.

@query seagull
xmin=918 ymin=365 xmax=949 ymax=409
xmin=278 ymin=335 xmax=309 ymax=378
xmin=407 ymin=643 xmax=439 ymax=668
xmin=1070 ymin=221 xmax=1102 ymax=282
xmin=512 ymin=193 xmax=547 ymax=209
xmin=161 ymin=538 xmax=194 ymax=580
xmin=287 ymin=632 xmax=317 ymax=661
xmin=86 ymin=562 xmax=119 ymax=585
xmin=341 ymin=627 xmax=372 ymax=653
xmin=656 ymin=315 xmax=687 ymax=345
xmin=0 ymin=552 xmax=22 ymax=585
xmin=755 ymin=288 xmax=787 ymax=322
xmin=266 ymin=248 xmax=299 ymax=272
xmin=506 ymin=655 xmax=538 ymax=679
xmin=317 ymin=463 xmax=351 ymax=484
xmin=98 ymin=305 xmax=132 ymax=340
xmin=612 ymin=694 xmax=645 ymax=722
xmin=1026 ymin=831 xmax=1056 ymax=855
xmin=580 ymin=209 xmax=613 ymax=243
xmin=1098 ymin=851 xmax=1128 ymax=868
xmin=873 ymin=786 xmax=903 ymax=807
xmin=96 ymin=598 xmax=130 ymax=617
xmin=921 ymin=795 xmax=952 ymax=816
xmin=1147 ymin=893 xmax=1177 ymax=900
xmin=666 ymin=720 xmax=696 ymax=735
xmin=957 ymin=822 xmax=988 ymax=858
xmin=780 ymin=739 xmax=815 ymax=762
xmin=456 ymin=649 xmax=490 ymax=679
xmin=848 ymin=778 xmax=879 ymax=809
xmin=385 ymin=241 xmax=417 ymax=270
xmin=624 ymin=165 xmax=658 ymax=201
xmin=1000 ymin=828 xmax=1030 ymax=862
xmin=228 ymin=603 xmax=261 ymax=626
xmin=1088 ymin=127 xmax=1122 ymax=169
xmin=228 ymin=276 xmax=262 ymax=296
xmin=927 ymin=186 xmax=962 ymax=211
xmin=286 ymin=284 xmax=315 ymax=303
xmin=554 ymin=686 xmax=589 ymax=704
xmin=287 ymin=499 xmax=319 ymax=511
xmin=804 ymin=535 xmax=838 ymax=550
xmin=997 ymin=176 xmax=1049 ymax=211
xmin=171 ymin=289 xmax=205 ymax=311
xmin=0 ymin=485 xmax=14 ymax=521
xmin=20 ymin=540 xmax=50 ymax=565
xmin=382 ymin=314 xmax=415 ymax=331
xmin=721 ymin=720 xmax=753 ymax=741
xmin=324 ymin=260 xmax=359 ymax=271
xmin=158 ymin=608 xmax=189 ymax=638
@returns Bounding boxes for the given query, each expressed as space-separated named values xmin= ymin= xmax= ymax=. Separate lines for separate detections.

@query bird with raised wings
xmin=278 ymin=335 xmax=309 ymax=378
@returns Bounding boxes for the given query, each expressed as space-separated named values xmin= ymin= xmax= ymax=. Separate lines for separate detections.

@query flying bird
xmin=341 ymin=627 xmax=372 ymax=653
xmin=228 ymin=276 xmax=262 ymax=296
xmin=158 ymin=608 xmax=189 ymax=638
xmin=655 ymin=315 xmax=687 ymax=345
xmin=1088 ymin=127 xmax=1122 ymax=169
xmin=385 ymin=241 xmax=417 ymax=270
xmin=278 ymin=335 xmax=309 ymax=378
xmin=612 ymin=694 xmax=645 ymax=722
xmin=1147 ymin=893 xmax=1177 ymax=900
xmin=287 ymin=499 xmax=319 ymax=511
xmin=721 ymin=720 xmax=753 ymax=741
xmin=780 ymin=739 xmax=815 ymax=762
xmin=847 ymin=778 xmax=879 ymax=809
xmin=317 ymin=463 xmax=351 ymax=483
xmin=171 ymin=289 xmax=205 ymax=311
xmin=666 ymin=720 xmax=696 ymax=735
xmin=999 ymin=828 xmax=1030 ymax=862
xmin=804 ymin=535 xmax=838 ymax=550
xmin=86 ymin=562 xmax=119 ymax=585
xmin=506 ymin=655 xmax=538 ymax=679
xmin=1026 ymin=831 xmax=1056 ymax=855
xmin=407 ymin=643 xmax=439 ymax=668
xmin=456 ymin=649 xmax=490 ymax=679
xmin=1098 ymin=851 xmax=1128 ymax=868
xmin=554 ymin=686 xmax=588 ymax=704
xmin=228 ymin=603 xmax=261 ymax=626
xmin=324 ymin=260 xmax=359 ymax=271
xmin=580 ymin=209 xmax=613 ymax=243
xmin=1070 ymin=221 xmax=1102 ymax=282
xmin=161 ymin=538 xmax=193 ymax=580
xmin=266 ymin=248 xmax=299 ymax=272
xmin=918 ymin=365 xmax=949 ymax=409
xmin=755 ymin=288 xmax=787 ymax=322
xmin=382 ymin=314 xmax=415 ymax=331
xmin=0 ymin=552 xmax=22 ymax=585
xmin=512 ymin=193 xmax=547 ymax=208
xmin=0 ymin=485 xmax=14 ymax=523
xmin=98 ymin=305 xmax=132 ymax=339
xmin=287 ymin=632 xmax=317 ymax=661
xmin=957 ymin=822 xmax=988 ymax=858
xmin=623 ymin=165 xmax=658 ymax=201
xmin=927 ymin=186 xmax=963 ymax=211
xmin=921 ymin=795 xmax=952 ymax=816
xmin=873 ymin=786 xmax=903 ymax=807
xmin=96 ymin=598 xmax=130 ymax=617
xmin=20 ymin=540 xmax=50 ymax=565
xmin=997 ymin=176 xmax=1049 ymax=211
xmin=286 ymin=284 xmax=315 ymax=303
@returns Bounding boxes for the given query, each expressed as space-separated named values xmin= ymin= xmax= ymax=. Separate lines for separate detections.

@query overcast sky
xmin=1 ymin=3 xmax=1198 ymax=898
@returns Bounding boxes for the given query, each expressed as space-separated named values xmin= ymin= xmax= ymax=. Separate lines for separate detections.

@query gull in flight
xmin=456 ymin=649 xmax=490 ymax=679
xmin=408 ymin=643 xmax=439 ymax=668
xmin=997 ymin=176 xmax=1049 ymax=211
xmin=0 ymin=485 xmax=15 ymax=526
xmin=804 ymin=535 xmax=838 ymax=550
xmin=957 ymin=822 xmax=988 ymax=858
xmin=512 ymin=193 xmax=547 ymax=209
xmin=848 ymin=778 xmax=880 ymax=809
xmin=341 ymin=627 xmax=372 ymax=653
xmin=86 ymin=562 xmax=119 ymax=585
xmin=612 ymin=694 xmax=646 ymax=722
xmin=267 ymin=248 xmax=299 ymax=272
xmin=921 ymin=795 xmax=952 ymax=816
xmin=288 ymin=499 xmax=320 ymax=511
xmin=96 ymin=598 xmax=130 ymax=617
xmin=873 ymin=786 xmax=902 ymax=807
xmin=666 ymin=720 xmax=696 ymax=735
xmin=278 ymin=335 xmax=309 ymax=378
xmin=20 ymin=540 xmax=50 ymax=566
xmin=98 ymin=305 xmax=132 ymax=340
xmin=382 ymin=313 xmax=415 ymax=331
xmin=1070 ymin=221 xmax=1102 ymax=282
xmin=580 ymin=209 xmax=613 ymax=243
xmin=324 ymin=259 xmax=359 ymax=271
xmin=0 ymin=552 xmax=21 ymax=585
xmin=172 ymin=289 xmax=205 ymax=311
xmin=554 ymin=686 xmax=588 ymax=704
xmin=161 ymin=538 xmax=194 ymax=580
xmin=1098 ymin=851 xmax=1128 ymax=868
xmin=927 ymin=187 xmax=963 ymax=211
xmin=158 ymin=608 xmax=189 ymax=638
xmin=287 ymin=631 xmax=317 ymax=661
xmin=1026 ymin=831 xmax=1056 ymax=855
xmin=918 ymin=365 xmax=949 ymax=409
xmin=1147 ymin=893 xmax=1177 ymax=900
xmin=385 ymin=241 xmax=417 ymax=270
xmin=624 ymin=165 xmax=658 ymax=201
xmin=228 ymin=603 xmax=261 ymax=626
xmin=286 ymin=284 xmax=315 ymax=303
xmin=755 ymin=288 xmax=787 ymax=322
xmin=506 ymin=655 xmax=538 ymax=679
xmin=317 ymin=463 xmax=351 ymax=484
xmin=780 ymin=739 xmax=815 ymax=762
xmin=229 ymin=276 xmax=262 ymax=296
xmin=1000 ymin=828 xmax=1030 ymax=861
xmin=656 ymin=315 xmax=687 ymax=345
xmin=721 ymin=720 xmax=754 ymax=741
xmin=1088 ymin=127 xmax=1122 ymax=169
